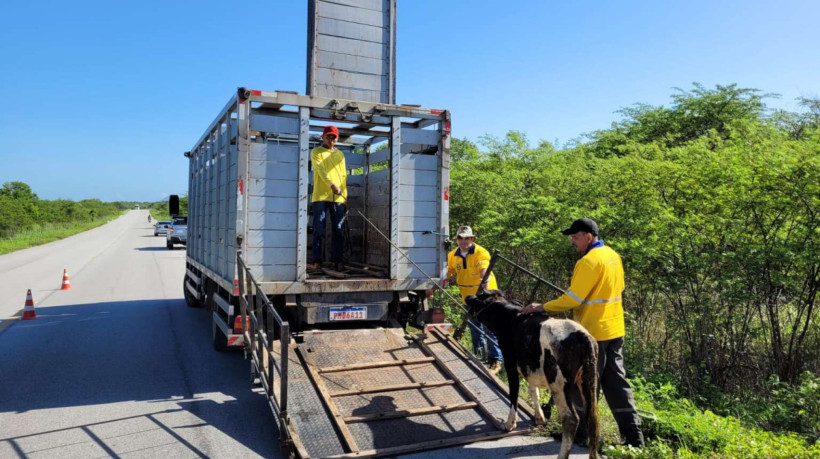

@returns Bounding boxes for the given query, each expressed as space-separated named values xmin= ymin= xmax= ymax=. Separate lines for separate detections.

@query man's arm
xmin=446 ymin=253 xmax=456 ymax=278
xmin=476 ymin=247 xmax=492 ymax=289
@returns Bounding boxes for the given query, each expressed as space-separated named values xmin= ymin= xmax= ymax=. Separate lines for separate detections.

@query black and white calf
xmin=465 ymin=290 xmax=599 ymax=459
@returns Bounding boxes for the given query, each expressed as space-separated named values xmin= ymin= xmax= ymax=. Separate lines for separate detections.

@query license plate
xmin=329 ymin=307 xmax=367 ymax=321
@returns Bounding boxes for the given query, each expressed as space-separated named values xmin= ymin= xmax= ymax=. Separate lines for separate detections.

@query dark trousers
xmin=312 ymin=201 xmax=345 ymax=263
xmin=573 ymin=337 xmax=644 ymax=447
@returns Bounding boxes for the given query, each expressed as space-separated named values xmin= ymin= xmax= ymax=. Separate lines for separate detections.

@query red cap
xmin=323 ymin=125 xmax=339 ymax=137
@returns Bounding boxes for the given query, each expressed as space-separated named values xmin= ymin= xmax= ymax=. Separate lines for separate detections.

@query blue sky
xmin=1 ymin=0 xmax=818 ymax=201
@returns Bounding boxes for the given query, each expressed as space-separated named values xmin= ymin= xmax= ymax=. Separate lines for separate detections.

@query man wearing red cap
xmin=310 ymin=125 xmax=347 ymax=271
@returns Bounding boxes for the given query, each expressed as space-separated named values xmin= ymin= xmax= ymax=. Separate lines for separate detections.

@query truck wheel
xmin=183 ymin=277 xmax=202 ymax=308
xmin=167 ymin=241 xmax=173 ymax=250
xmin=212 ymin=316 xmax=229 ymax=352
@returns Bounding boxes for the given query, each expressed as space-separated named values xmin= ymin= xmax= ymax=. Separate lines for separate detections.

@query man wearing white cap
xmin=447 ymin=225 xmax=503 ymax=373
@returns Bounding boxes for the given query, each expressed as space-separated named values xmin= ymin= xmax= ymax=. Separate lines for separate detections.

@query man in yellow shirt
xmin=447 ymin=225 xmax=502 ymax=373
xmin=523 ymin=218 xmax=644 ymax=447
xmin=310 ymin=125 xmax=347 ymax=271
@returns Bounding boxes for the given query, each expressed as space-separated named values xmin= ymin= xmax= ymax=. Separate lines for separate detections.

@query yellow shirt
xmin=543 ymin=242 xmax=626 ymax=341
xmin=447 ymin=243 xmax=498 ymax=302
xmin=311 ymin=146 xmax=347 ymax=203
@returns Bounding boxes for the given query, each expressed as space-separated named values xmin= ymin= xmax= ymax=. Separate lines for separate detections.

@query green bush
xmin=712 ymin=372 xmax=820 ymax=442
xmin=603 ymin=378 xmax=820 ymax=459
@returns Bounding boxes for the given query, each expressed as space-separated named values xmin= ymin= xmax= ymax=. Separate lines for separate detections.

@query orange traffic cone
xmin=22 ymin=289 xmax=37 ymax=320
xmin=60 ymin=269 xmax=72 ymax=290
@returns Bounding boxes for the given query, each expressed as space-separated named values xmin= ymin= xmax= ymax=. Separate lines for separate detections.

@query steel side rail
xmin=237 ymin=254 xmax=292 ymax=449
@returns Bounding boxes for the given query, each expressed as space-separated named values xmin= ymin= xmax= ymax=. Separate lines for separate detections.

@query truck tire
xmin=183 ymin=277 xmax=203 ymax=308
xmin=212 ymin=316 xmax=229 ymax=352
xmin=167 ymin=241 xmax=173 ymax=250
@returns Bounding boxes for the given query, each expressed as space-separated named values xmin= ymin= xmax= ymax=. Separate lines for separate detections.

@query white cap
xmin=456 ymin=226 xmax=475 ymax=238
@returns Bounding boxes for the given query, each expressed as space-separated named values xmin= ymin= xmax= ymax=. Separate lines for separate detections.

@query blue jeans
xmin=469 ymin=321 xmax=503 ymax=362
xmin=312 ymin=201 xmax=345 ymax=263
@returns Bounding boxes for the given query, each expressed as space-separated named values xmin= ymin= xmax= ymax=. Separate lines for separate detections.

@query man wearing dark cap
xmin=309 ymin=125 xmax=347 ymax=271
xmin=522 ymin=218 xmax=644 ymax=448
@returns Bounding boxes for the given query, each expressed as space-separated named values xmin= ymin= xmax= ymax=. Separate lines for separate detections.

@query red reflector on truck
xmin=233 ymin=316 xmax=246 ymax=334
xmin=250 ymin=90 xmax=262 ymax=96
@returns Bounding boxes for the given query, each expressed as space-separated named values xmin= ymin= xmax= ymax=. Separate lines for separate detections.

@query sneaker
xmin=487 ymin=360 xmax=502 ymax=374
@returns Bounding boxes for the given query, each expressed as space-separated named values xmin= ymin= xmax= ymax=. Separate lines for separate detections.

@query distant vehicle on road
xmin=154 ymin=221 xmax=172 ymax=236
xmin=166 ymin=217 xmax=187 ymax=250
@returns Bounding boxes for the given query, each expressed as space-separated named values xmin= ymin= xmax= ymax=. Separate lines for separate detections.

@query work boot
xmin=487 ymin=360 xmax=502 ymax=375
xmin=623 ymin=430 xmax=645 ymax=448
xmin=307 ymin=262 xmax=321 ymax=273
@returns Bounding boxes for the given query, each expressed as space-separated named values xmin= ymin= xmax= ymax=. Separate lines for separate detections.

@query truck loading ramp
xmin=265 ymin=327 xmax=536 ymax=458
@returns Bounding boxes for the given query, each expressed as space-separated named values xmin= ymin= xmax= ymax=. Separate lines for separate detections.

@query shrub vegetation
xmin=440 ymin=84 xmax=820 ymax=456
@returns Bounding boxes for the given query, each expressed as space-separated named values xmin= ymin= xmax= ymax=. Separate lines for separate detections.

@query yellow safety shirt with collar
xmin=543 ymin=241 xmax=626 ymax=341
xmin=311 ymin=146 xmax=347 ymax=203
xmin=447 ymin=243 xmax=498 ymax=302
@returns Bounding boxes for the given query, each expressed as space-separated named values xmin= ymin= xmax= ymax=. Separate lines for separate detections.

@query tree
xmin=0 ymin=181 xmax=38 ymax=201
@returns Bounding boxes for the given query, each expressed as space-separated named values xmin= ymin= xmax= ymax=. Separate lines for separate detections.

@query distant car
xmin=154 ymin=221 xmax=172 ymax=236
xmin=166 ymin=217 xmax=188 ymax=250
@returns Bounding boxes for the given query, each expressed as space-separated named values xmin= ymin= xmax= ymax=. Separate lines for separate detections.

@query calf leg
xmin=527 ymin=384 xmax=546 ymax=425
xmin=550 ymin=377 xmax=578 ymax=459
xmin=504 ymin=360 xmax=520 ymax=431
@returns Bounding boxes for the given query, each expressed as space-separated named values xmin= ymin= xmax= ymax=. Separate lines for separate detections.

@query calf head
xmin=465 ymin=289 xmax=518 ymax=334
xmin=465 ymin=289 xmax=506 ymax=318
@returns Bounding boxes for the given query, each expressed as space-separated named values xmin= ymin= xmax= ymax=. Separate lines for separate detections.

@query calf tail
xmin=583 ymin=343 xmax=599 ymax=459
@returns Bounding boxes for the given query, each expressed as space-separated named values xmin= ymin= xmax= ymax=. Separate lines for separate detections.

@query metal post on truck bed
xmin=389 ymin=116 xmax=401 ymax=279
xmin=296 ymin=106 xmax=310 ymax=282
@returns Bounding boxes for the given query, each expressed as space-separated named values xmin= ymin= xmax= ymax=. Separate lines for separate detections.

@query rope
xmin=340 ymin=199 xmax=499 ymax=347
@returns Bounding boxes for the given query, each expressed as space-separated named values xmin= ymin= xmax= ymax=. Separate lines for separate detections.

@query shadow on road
xmin=0 ymin=299 xmax=278 ymax=457
xmin=135 ymin=247 xmax=170 ymax=251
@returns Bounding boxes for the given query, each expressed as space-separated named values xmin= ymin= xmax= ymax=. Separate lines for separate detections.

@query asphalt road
xmin=0 ymin=210 xmax=590 ymax=458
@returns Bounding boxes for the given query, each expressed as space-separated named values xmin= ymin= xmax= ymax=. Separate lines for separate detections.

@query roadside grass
xmin=0 ymin=217 xmax=121 ymax=255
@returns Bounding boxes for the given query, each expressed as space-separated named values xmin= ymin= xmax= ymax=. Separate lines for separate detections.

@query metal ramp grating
xmin=271 ymin=328 xmax=535 ymax=458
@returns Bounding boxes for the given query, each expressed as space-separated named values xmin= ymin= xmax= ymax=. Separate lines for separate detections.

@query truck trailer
xmin=177 ymin=1 xmax=538 ymax=456
xmin=182 ymin=87 xmax=452 ymax=345
xmin=179 ymin=88 xmax=538 ymax=457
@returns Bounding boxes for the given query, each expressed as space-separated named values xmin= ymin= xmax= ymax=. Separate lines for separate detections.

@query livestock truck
xmin=177 ymin=88 xmax=538 ymax=457
xmin=177 ymin=2 xmax=536 ymax=457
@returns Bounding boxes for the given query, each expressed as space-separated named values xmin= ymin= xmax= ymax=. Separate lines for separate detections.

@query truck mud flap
xmin=263 ymin=327 xmax=536 ymax=458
